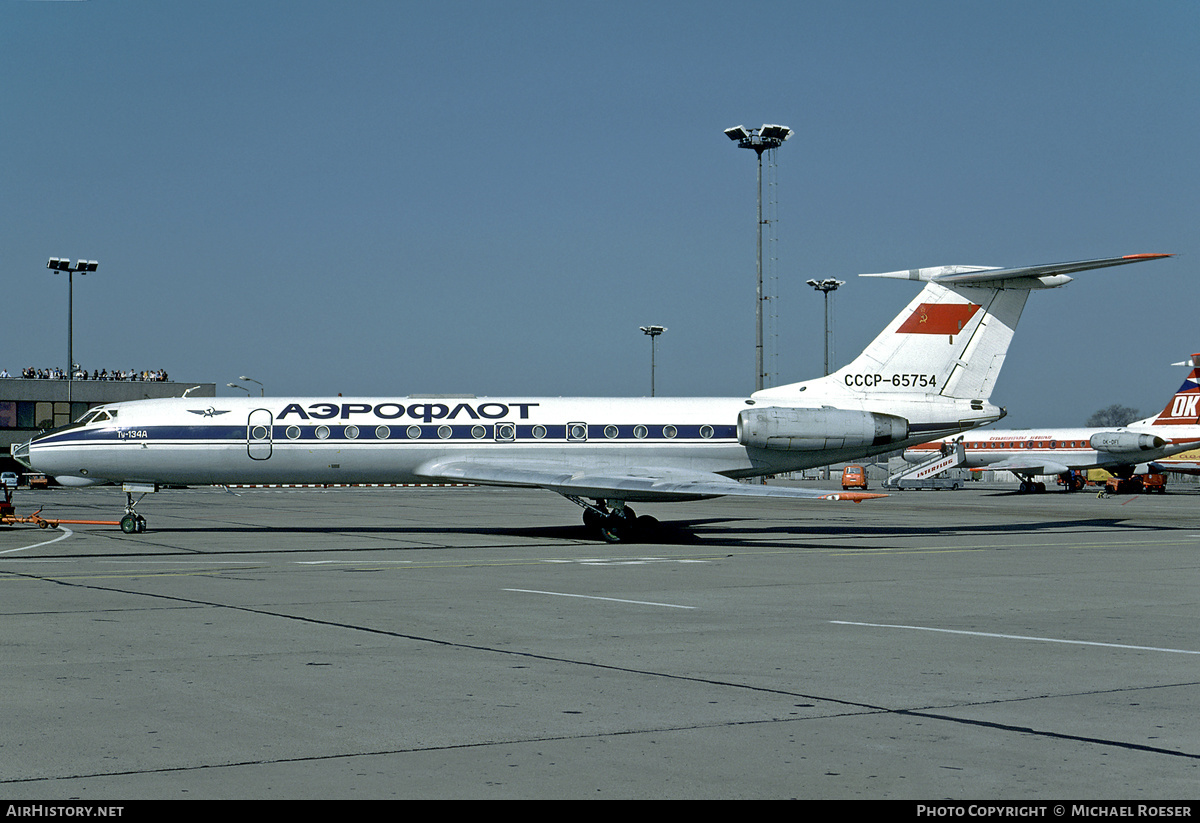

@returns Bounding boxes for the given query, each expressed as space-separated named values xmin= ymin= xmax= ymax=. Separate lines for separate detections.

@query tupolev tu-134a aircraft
xmin=901 ymin=350 xmax=1200 ymax=492
xmin=13 ymin=253 xmax=1170 ymax=540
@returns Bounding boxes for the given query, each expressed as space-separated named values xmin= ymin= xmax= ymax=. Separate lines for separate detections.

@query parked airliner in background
xmin=14 ymin=253 xmax=1169 ymax=539
xmin=903 ymin=350 xmax=1200 ymax=492
xmin=1129 ymin=355 xmax=1200 ymax=477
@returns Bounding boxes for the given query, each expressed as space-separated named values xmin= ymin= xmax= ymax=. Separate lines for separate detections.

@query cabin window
xmin=437 ymin=425 xmax=452 ymax=439
xmin=407 ymin=425 xmax=422 ymax=439
xmin=471 ymin=425 xmax=486 ymax=439
xmin=345 ymin=425 xmax=359 ymax=440
xmin=568 ymin=423 xmax=587 ymax=441
xmin=663 ymin=425 xmax=677 ymax=439
xmin=496 ymin=422 xmax=516 ymax=441
xmin=315 ymin=426 xmax=330 ymax=440
xmin=604 ymin=425 xmax=618 ymax=439
xmin=634 ymin=425 xmax=648 ymax=439
xmin=700 ymin=425 xmax=714 ymax=439
xmin=375 ymin=426 xmax=391 ymax=439
xmin=286 ymin=426 xmax=301 ymax=440
xmin=532 ymin=425 xmax=547 ymax=439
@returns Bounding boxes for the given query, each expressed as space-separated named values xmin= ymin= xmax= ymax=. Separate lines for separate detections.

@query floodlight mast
xmin=639 ymin=325 xmax=667 ymax=396
xmin=725 ymin=124 xmax=792 ymax=392
xmin=806 ymin=278 xmax=845 ymax=377
xmin=46 ymin=257 xmax=99 ymax=404
xmin=807 ymin=277 xmax=843 ymax=482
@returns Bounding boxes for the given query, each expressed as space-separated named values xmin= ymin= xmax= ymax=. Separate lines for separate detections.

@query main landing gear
xmin=566 ymin=496 xmax=660 ymax=543
xmin=1016 ymin=471 xmax=1088 ymax=493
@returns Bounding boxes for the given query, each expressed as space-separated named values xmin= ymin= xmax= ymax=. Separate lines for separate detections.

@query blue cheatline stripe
xmin=35 ymin=423 xmax=742 ymax=445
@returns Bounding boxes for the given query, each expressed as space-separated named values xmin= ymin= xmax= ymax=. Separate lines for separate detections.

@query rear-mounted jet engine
xmin=738 ymin=407 xmax=909 ymax=451
xmin=1089 ymin=432 xmax=1167 ymax=453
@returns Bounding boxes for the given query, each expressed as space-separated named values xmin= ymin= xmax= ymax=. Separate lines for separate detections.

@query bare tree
xmin=1086 ymin=404 xmax=1141 ymax=427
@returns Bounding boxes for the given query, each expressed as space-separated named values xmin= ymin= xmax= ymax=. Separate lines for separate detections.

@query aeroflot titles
xmin=277 ymin=401 xmax=541 ymax=423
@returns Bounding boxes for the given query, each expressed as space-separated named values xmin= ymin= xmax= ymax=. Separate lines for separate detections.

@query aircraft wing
xmin=416 ymin=459 xmax=884 ymax=503
xmin=973 ymin=457 xmax=1073 ymax=476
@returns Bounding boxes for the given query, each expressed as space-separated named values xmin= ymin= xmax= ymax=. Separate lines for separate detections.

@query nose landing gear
xmin=118 ymin=485 xmax=154 ymax=533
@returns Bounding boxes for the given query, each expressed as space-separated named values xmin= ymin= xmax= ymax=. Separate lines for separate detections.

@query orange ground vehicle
xmin=841 ymin=465 xmax=868 ymax=490
xmin=1140 ymin=473 xmax=1167 ymax=493
xmin=1103 ymin=474 xmax=1166 ymax=494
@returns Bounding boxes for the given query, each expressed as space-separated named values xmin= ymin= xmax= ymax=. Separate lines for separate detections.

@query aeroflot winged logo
xmin=896 ymin=303 xmax=980 ymax=335
xmin=188 ymin=407 xmax=232 ymax=417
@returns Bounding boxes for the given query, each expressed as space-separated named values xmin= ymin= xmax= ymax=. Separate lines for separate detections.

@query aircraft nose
xmin=10 ymin=439 xmax=31 ymax=469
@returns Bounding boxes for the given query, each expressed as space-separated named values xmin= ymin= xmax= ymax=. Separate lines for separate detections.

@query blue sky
xmin=3 ymin=1 xmax=1197 ymax=428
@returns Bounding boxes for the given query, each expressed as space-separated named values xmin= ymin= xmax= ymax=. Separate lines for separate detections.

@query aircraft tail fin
xmin=831 ymin=278 xmax=1029 ymax=402
xmin=1146 ymin=354 xmax=1200 ymax=426
xmin=754 ymin=254 xmax=1171 ymax=404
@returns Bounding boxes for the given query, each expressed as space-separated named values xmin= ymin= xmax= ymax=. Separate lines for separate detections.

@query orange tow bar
xmin=0 ymin=508 xmax=121 ymax=529
xmin=0 ymin=491 xmax=121 ymax=529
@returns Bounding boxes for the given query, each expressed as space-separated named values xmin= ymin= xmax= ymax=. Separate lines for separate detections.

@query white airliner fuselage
xmin=24 ymin=393 xmax=993 ymax=492
xmin=903 ymin=428 xmax=1195 ymax=491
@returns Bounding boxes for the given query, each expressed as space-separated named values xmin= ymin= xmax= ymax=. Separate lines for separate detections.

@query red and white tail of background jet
xmin=1146 ymin=356 xmax=1200 ymax=426
xmin=1129 ymin=355 xmax=1200 ymax=474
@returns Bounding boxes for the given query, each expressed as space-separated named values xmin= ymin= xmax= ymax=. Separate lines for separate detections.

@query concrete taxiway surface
xmin=1 ymin=482 xmax=1197 ymax=799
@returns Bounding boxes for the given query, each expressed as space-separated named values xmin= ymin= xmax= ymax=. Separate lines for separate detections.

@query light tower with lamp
xmin=724 ymin=124 xmax=792 ymax=392
xmin=639 ymin=325 xmax=667 ymax=396
xmin=46 ymin=257 xmax=98 ymax=403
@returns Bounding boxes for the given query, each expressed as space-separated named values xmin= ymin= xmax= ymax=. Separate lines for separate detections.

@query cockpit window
xmin=78 ymin=409 xmax=117 ymax=424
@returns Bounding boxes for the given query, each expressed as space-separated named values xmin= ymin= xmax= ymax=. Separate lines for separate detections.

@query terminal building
xmin=0 ymin=378 xmax=216 ymax=475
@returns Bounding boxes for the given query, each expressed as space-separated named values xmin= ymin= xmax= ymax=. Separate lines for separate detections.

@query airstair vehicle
xmin=885 ymin=439 xmax=966 ymax=489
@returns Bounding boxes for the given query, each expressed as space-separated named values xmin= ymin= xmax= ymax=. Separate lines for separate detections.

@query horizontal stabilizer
xmin=417 ymin=459 xmax=885 ymax=503
xmin=860 ymin=253 xmax=1171 ymax=288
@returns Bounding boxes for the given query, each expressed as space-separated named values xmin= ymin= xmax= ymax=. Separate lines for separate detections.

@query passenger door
xmin=247 ymin=408 xmax=274 ymax=460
